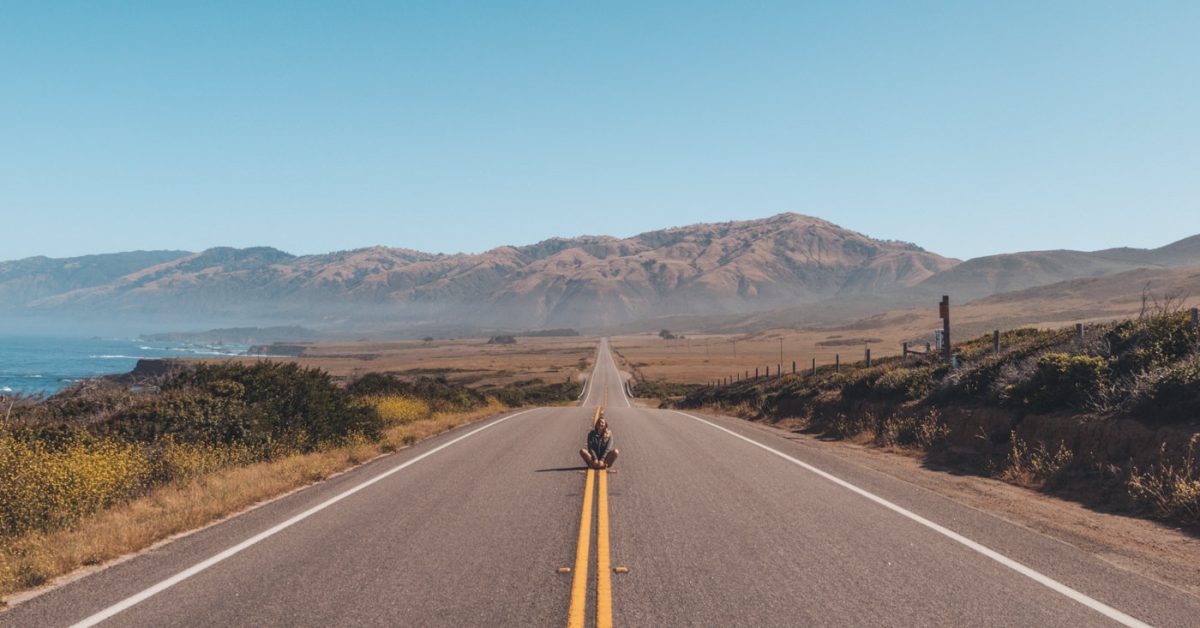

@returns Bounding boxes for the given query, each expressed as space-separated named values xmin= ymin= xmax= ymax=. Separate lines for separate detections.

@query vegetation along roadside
xmin=0 ymin=362 xmax=579 ymax=603
xmin=665 ymin=308 xmax=1200 ymax=531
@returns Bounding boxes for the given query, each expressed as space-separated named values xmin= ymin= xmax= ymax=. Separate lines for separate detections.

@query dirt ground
xmin=208 ymin=336 xmax=599 ymax=389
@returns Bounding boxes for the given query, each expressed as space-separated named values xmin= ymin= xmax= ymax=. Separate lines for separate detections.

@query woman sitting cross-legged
xmin=580 ymin=416 xmax=619 ymax=470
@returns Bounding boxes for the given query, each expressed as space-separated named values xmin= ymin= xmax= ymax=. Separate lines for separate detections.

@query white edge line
xmin=69 ymin=408 xmax=539 ymax=628
xmin=670 ymin=410 xmax=1151 ymax=628
xmin=600 ymin=339 xmax=631 ymax=408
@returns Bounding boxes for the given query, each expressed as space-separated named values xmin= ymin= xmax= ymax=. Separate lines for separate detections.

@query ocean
xmin=0 ymin=335 xmax=251 ymax=397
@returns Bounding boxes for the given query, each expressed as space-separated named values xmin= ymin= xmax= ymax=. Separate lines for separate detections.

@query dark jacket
xmin=587 ymin=429 xmax=613 ymax=459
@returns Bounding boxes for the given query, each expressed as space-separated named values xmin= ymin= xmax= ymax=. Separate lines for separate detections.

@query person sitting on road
xmin=580 ymin=416 xmax=619 ymax=470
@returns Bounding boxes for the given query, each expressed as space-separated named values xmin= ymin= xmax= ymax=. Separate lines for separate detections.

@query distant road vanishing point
xmin=3 ymin=340 xmax=1198 ymax=627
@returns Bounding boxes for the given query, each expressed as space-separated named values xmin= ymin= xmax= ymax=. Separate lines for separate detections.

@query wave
xmin=88 ymin=354 xmax=144 ymax=360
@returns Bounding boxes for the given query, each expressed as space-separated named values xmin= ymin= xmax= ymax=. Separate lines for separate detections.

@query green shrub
xmin=1023 ymin=353 xmax=1109 ymax=411
xmin=490 ymin=379 xmax=582 ymax=407
xmin=161 ymin=362 xmax=381 ymax=448
xmin=1133 ymin=360 xmax=1200 ymax=420
xmin=1108 ymin=312 xmax=1199 ymax=375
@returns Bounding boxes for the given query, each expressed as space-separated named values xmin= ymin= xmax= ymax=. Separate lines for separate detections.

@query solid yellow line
xmin=593 ymin=406 xmax=602 ymax=426
xmin=596 ymin=470 xmax=613 ymax=628
xmin=567 ymin=469 xmax=595 ymax=628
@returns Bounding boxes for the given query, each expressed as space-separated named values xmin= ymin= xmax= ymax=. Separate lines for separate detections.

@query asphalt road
xmin=4 ymin=338 xmax=1199 ymax=627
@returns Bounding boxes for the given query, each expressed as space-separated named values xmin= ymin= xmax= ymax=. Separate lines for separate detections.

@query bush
xmin=490 ymin=379 xmax=581 ymax=407
xmin=369 ymin=395 xmax=432 ymax=425
xmin=0 ymin=432 xmax=151 ymax=536
xmin=1108 ymin=312 xmax=1199 ymax=375
xmin=162 ymin=362 xmax=381 ymax=448
xmin=1023 ymin=353 xmax=1109 ymax=411
xmin=1131 ymin=359 xmax=1200 ymax=420
xmin=998 ymin=433 xmax=1075 ymax=486
xmin=1126 ymin=439 xmax=1200 ymax=525
xmin=347 ymin=374 xmax=487 ymax=413
xmin=876 ymin=409 xmax=948 ymax=449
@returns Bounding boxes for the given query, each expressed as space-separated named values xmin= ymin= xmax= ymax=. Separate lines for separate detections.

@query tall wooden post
xmin=939 ymin=295 xmax=951 ymax=361
xmin=993 ymin=329 xmax=1000 ymax=353
xmin=835 ymin=354 xmax=840 ymax=372
xmin=792 ymin=360 xmax=796 ymax=374
xmin=755 ymin=367 xmax=759 ymax=379
xmin=811 ymin=358 xmax=816 ymax=375
xmin=865 ymin=348 xmax=871 ymax=367
xmin=1075 ymin=323 xmax=1084 ymax=341
xmin=902 ymin=342 xmax=908 ymax=360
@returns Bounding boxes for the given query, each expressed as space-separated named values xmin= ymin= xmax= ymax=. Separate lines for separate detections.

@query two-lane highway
xmin=4 ymin=339 xmax=1199 ymax=626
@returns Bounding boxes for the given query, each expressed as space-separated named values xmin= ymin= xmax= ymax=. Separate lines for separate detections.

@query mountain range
xmin=2 ymin=213 xmax=1198 ymax=335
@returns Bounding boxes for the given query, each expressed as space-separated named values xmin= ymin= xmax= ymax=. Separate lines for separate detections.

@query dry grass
xmin=214 ymin=336 xmax=597 ymax=389
xmin=0 ymin=399 xmax=507 ymax=602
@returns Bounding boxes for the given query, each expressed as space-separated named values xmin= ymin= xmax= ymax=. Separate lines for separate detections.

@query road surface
xmin=4 ymin=339 xmax=1199 ymax=627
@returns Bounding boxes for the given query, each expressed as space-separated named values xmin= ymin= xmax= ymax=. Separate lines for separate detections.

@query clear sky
xmin=1 ymin=1 xmax=1197 ymax=261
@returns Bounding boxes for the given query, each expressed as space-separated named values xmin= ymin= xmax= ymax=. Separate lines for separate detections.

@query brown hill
xmin=914 ymin=236 xmax=1200 ymax=301
xmin=6 ymin=214 xmax=956 ymax=329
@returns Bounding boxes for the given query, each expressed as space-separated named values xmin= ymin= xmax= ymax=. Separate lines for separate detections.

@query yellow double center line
xmin=568 ymin=406 xmax=614 ymax=628
xmin=596 ymin=469 xmax=613 ymax=626
xmin=567 ymin=468 xmax=595 ymax=628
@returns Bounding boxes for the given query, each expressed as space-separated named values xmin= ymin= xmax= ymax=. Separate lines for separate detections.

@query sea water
xmin=0 ymin=335 xmax=250 ymax=397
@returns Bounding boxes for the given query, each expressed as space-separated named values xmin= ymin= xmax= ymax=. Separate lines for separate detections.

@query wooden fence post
xmin=902 ymin=342 xmax=908 ymax=360
xmin=792 ymin=360 xmax=796 ymax=374
xmin=1192 ymin=307 xmax=1198 ymax=328
xmin=835 ymin=354 xmax=840 ymax=373
xmin=993 ymin=329 xmax=1000 ymax=353
xmin=1076 ymin=323 xmax=1084 ymax=342
xmin=811 ymin=358 xmax=816 ymax=375
xmin=940 ymin=295 xmax=951 ymax=361
xmin=865 ymin=348 xmax=871 ymax=367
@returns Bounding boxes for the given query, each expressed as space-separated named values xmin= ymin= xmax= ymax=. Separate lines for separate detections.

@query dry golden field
xmin=610 ymin=278 xmax=1198 ymax=385
xmin=210 ymin=336 xmax=599 ymax=389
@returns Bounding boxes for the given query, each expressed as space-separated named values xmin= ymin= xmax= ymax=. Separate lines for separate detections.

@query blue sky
xmin=1 ymin=1 xmax=1197 ymax=261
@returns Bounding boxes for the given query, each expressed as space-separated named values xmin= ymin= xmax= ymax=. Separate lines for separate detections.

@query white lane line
xmin=601 ymin=339 xmax=631 ymax=408
xmin=671 ymin=411 xmax=1151 ymax=628
xmin=70 ymin=408 xmax=540 ymax=628
xmin=583 ymin=343 xmax=604 ymax=407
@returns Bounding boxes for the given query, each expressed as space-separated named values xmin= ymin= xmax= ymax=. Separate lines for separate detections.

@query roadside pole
xmin=939 ymin=295 xmax=951 ymax=362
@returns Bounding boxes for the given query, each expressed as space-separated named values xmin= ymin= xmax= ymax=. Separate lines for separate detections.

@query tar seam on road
xmin=671 ymin=411 xmax=1151 ymax=628
xmin=66 ymin=408 xmax=540 ymax=628
xmin=596 ymin=469 xmax=613 ymax=628
xmin=567 ymin=468 xmax=596 ymax=628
